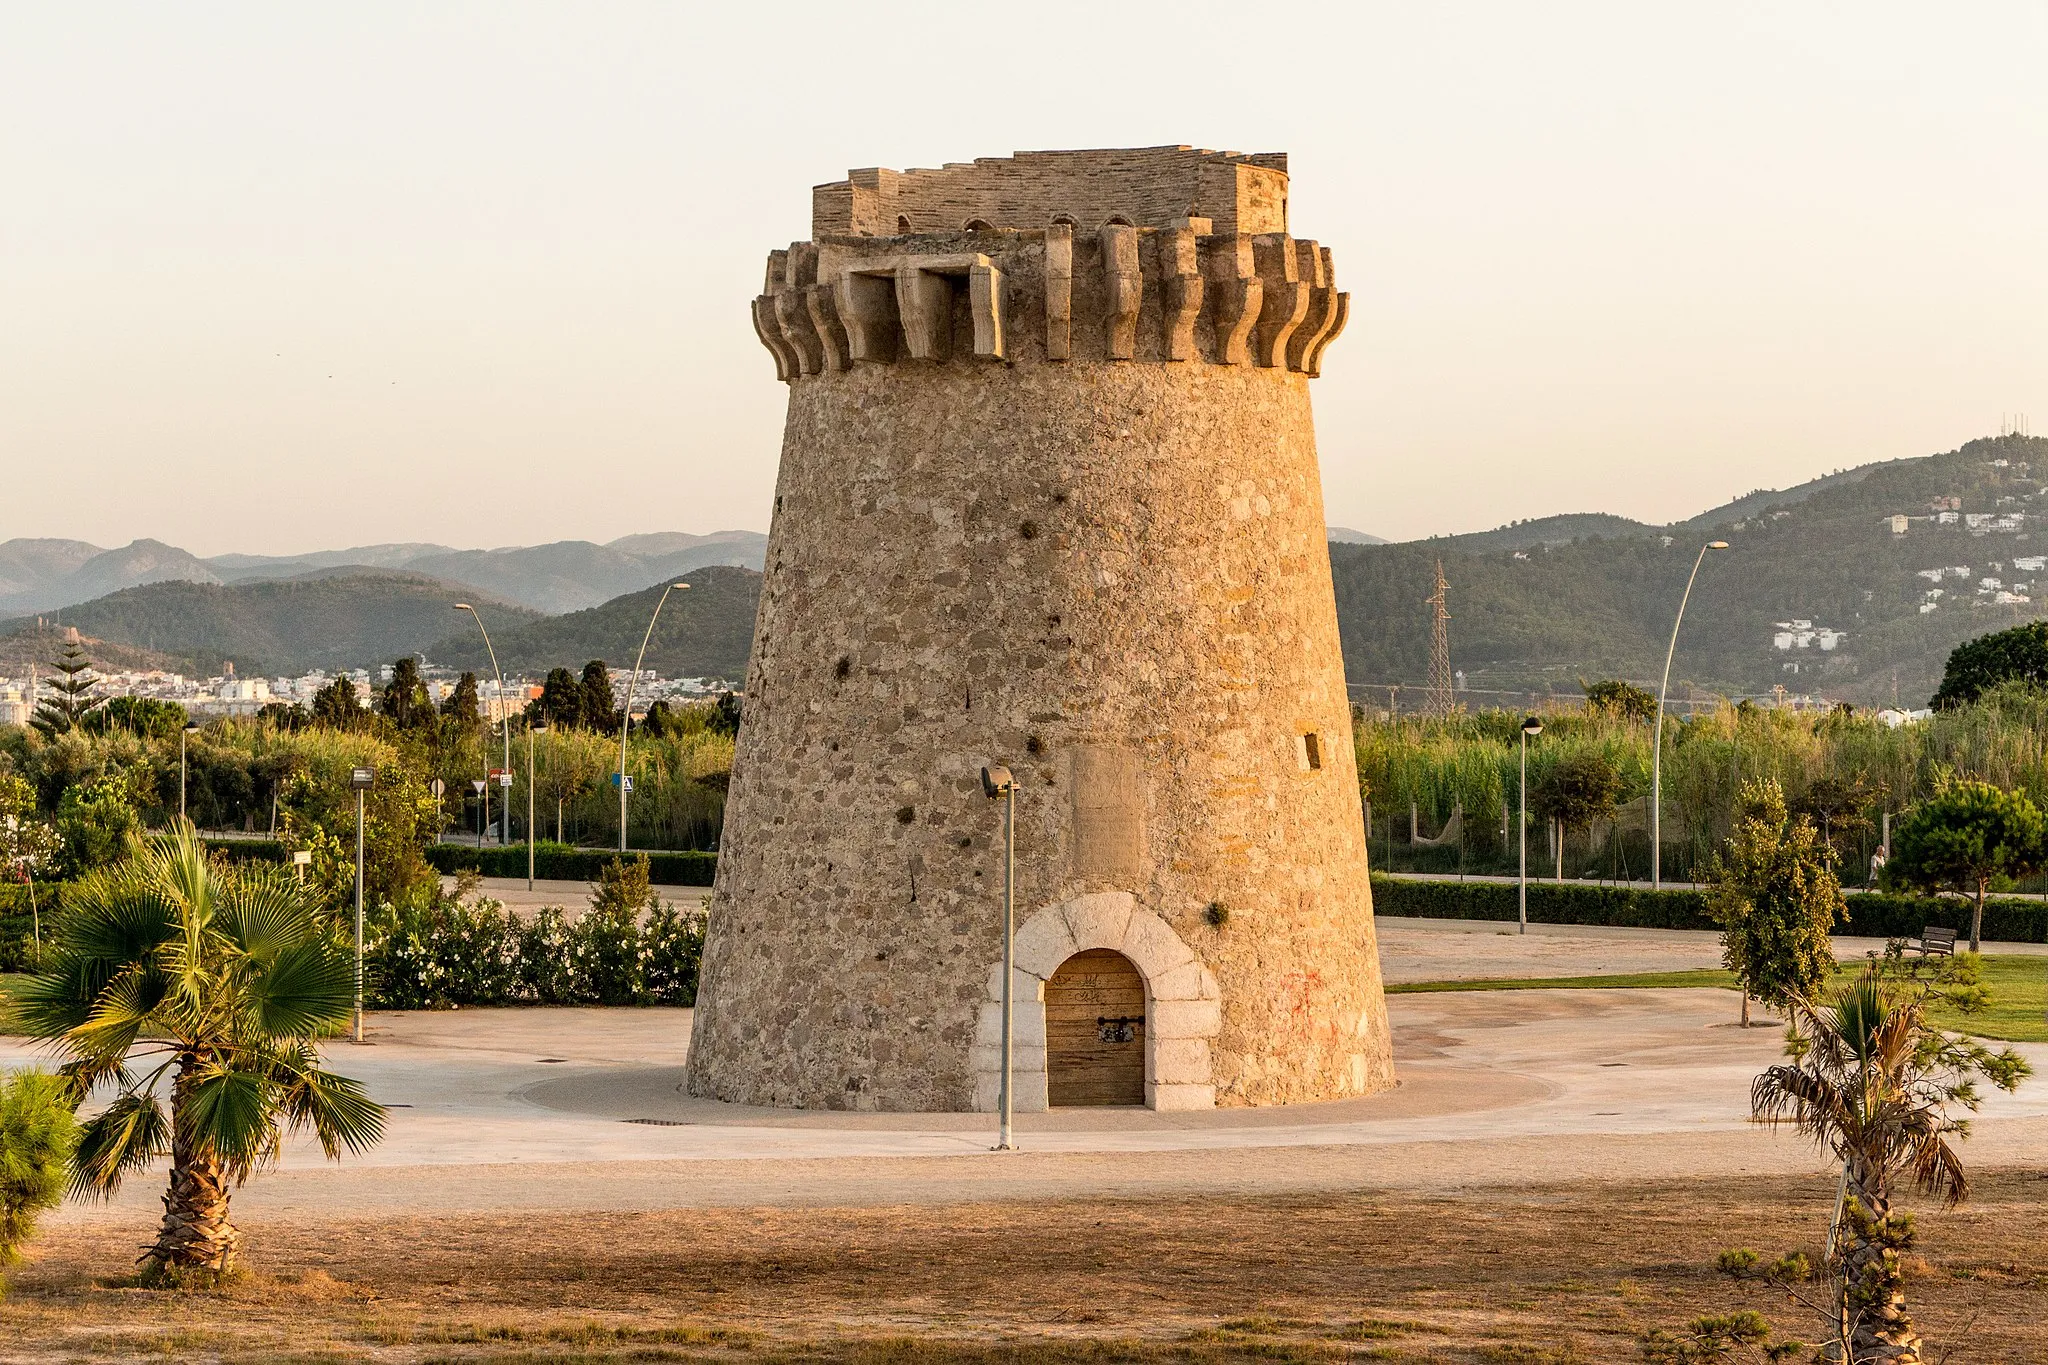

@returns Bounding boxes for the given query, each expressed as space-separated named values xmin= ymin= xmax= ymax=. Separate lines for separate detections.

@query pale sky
xmin=4 ymin=3 xmax=2045 ymax=556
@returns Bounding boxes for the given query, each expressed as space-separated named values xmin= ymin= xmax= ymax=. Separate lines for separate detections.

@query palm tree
xmin=1752 ymin=966 xmax=2029 ymax=1363
xmin=14 ymin=825 xmax=383 ymax=1278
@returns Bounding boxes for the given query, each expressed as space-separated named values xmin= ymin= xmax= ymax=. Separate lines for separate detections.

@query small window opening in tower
xmin=1298 ymin=732 xmax=1323 ymax=771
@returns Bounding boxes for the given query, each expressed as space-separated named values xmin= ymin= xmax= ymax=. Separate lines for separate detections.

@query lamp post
xmin=527 ymin=722 xmax=547 ymax=890
xmin=1519 ymin=715 xmax=1542 ymax=934
xmin=453 ymin=604 xmax=512 ymax=845
xmin=618 ymin=583 xmax=689 ymax=854
xmin=179 ymin=721 xmax=200 ymax=825
xmin=981 ymin=764 xmax=1017 ymax=1152
xmin=1651 ymin=542 xmax=1729 ymax=888
xmin=349 ymin=765 xmax=374 ymax=1044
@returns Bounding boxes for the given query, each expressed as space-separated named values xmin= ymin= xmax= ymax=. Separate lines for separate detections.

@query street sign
xmin=349 ymin=767 xmax=375 ymax=790
xmin=292 ymin=851 xmax=312 ymax=866
xmin=471 ymin=779 xmax=486 ymax=793
xmin=429 ymin=778 xmax=445 ymax=798
xmin=611 ymin=774 xmax=634 ymax=792
xmin=497 ymin=773 xmax=514 ymax=787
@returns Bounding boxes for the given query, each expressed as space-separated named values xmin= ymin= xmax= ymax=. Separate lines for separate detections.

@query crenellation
xmin=811 ymin=146 xmax=1291 ymax=239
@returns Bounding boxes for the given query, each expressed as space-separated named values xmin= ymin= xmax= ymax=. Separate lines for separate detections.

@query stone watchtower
xmin=688 ymin=146 xmax=1393 ymax=1112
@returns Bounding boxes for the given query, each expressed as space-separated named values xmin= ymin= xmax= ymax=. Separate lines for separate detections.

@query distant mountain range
xmin=0 ymin=530 xmax=769 ymax=618
xmin=7 ymin=441 xmax=2040 ymax=707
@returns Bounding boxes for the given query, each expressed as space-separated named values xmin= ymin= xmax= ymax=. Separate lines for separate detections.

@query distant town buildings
xmin=0 ymin=662 xmax=730 ymax=727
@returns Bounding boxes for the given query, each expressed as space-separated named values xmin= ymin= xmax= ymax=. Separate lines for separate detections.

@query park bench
xmin=1906 ymin=926 xmax=1957 ymax=958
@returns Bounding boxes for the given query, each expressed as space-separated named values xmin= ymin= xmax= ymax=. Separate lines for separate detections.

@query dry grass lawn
xmin=4 ymin=1172 xmax=2047 ymax=1364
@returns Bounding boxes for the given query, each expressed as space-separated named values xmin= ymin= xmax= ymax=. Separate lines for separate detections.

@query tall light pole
xmin=618 ymin=583 xmax=689 ymax=854
xmin=1519 ymin=715 xmax=1542 ymax=934
xmin=1651 ymin=541 xmax=1730 ymax=889
xmin=527 ymin=722 xmax=547 ymax=890
xmin=180 ymin=721 xmax=200 ymax=825
xmin=349 ymin=766 xmax=374 ymax=1044
xmin=454 ymin=604 xmax=512 ymax=845
xmin=981 ymin=764 xmax=1017 ymax=1151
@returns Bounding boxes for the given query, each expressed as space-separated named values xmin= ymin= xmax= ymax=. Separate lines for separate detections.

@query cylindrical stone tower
xmin=689 ymin=146 xmax=1392 ymax=1112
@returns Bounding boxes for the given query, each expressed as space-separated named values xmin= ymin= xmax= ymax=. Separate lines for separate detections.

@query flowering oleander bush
xmin=365 ymin=857 xmax=705 ymax=1008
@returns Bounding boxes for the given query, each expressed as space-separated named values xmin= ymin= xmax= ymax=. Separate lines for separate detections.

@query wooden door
xmin=1045 ymin=949 xmax=1146 ymax=1106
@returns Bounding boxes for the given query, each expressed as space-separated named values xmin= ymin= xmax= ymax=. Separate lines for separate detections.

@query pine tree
xmin=379 ymin=658 xmax=431 ymax=730
xmin=30 ymin=635 xmax=101 ymax=738
xmin=439 ymin=672 xmax=481 ymax=726
xmin=309 ymin=677 xmax=364 ymax=729
xmin=580 ymin=660 xmax=620 ymax=733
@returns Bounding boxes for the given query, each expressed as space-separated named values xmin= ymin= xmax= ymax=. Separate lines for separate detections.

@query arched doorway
xmin=1045 ymin=949 xmax=1146 ymax=1106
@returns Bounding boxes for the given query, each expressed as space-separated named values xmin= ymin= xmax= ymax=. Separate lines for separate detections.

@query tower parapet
xmin=694 ymin=146 xmax=1390 ymax=1115
xmin=752 ymin=146 xmax=1347 ymax=381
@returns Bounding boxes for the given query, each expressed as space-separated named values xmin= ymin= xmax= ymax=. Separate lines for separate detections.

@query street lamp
xmin=349 ymin=765 xmax=375 ymax=1044
xmin=1651 ymin=542 xmax=1730 ymax=888
xmin=179 ymin=721 xmax=200 ymax=826
xmin=981 ymin=763 xmax=1018 ymax=1152
xmin=1518 ymin=716 xmax=1542 ymax=935
xmin=453 ymin=604 xmax=512 ymax=845
xmin=527 ymin=722 xmax=548 ymax=890
xmin=618 ymin=583 xmax=689 ymax=853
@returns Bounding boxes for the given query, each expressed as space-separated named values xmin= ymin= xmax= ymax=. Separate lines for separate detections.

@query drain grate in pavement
xmin=536 ymin=1058 xmax=569 ymax=1063
xmin=624 ymin=1117 xmax=691 ymax=1126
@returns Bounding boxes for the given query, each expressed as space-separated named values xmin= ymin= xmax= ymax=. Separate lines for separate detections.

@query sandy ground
xmin=7 ymin=916 xmax=2047 ymax=1362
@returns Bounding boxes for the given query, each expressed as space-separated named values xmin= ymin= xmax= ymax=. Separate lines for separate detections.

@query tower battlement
xmin=754 ymin=148 xmax=1346 ymax=381
xmin=813 ymin=146 xmax=1289 ymax=238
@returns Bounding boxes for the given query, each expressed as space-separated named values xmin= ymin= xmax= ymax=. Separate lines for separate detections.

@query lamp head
xmin=532 ymin=722 xmax=549 ymax=734
xmin=183 ymin=722 xmax=201 ymax=734
xmin=1707 ymin=541 xmax=1729 ymax=550
xmin=980 ymin=765 xmax=1015 ymax=798
xmin=673 ymin=582 xmax=690 ymax=590
xmin=454 ymin=602 xmax=474 ymax=612
xmin=1521 ymin=715 xmax=1543 ymax=737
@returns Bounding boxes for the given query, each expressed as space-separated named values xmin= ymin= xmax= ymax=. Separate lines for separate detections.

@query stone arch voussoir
xmin=973 ymin=892 xmax=1218 ymax=1114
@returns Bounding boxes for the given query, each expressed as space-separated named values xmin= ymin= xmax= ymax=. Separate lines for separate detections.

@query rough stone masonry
xmin=687 ymin=145 xmax=1393 ymax=1112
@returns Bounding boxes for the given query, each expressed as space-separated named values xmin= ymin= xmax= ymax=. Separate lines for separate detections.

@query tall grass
xmin=1353 ymin=683 xmax=2048 ymax=883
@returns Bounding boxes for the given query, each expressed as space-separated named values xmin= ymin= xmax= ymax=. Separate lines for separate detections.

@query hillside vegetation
xmin=1338 ymin=433 xmax=2048 ymax=704
xmin=0 ymin=573 xmax=541 ymax=677
xmin=428 ymin=565 xmax=759 ymax=681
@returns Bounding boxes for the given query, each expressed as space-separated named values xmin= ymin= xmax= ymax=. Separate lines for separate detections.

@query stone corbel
xmin=1252 ymin=234 xmax=1309 ymax=368
xmin=751 ymin=296 xmax=796 ymax=381
xmin=969 ymin=261 xmax=1004 ymax=360
xmin=1161 ymin=227 xmax=1204 ymax=362
xmin=806 ymin=285 xmax=851 ymax=372
xmin=835 ymin=272 xmax=901 ymax=364
xmin=1302 ymin=291 xmax=1349 ymax=378
xmin=1044 ymin=223 xmax=1073 ymax=361
xmin=774 ymin=289 xmax=826 ymax=376
xmin=1284 ymin=245 xmax=1338 ymax=374
xmin=895 ymin=268 xmax=954 ymax=362
xmin=1205 ymin=234 xmax=1261 ymax=367
xmin=1099 ymin=223 xmax=1140 ymax=360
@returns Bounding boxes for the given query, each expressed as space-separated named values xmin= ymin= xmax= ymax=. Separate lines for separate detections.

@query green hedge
xmin=201 ymin=837 xmax=288 ymax=864
xmin=1369 ymin=874 xmax=2048 ymax=944
xmin=425 ymin=842 xmax=717 ymax=887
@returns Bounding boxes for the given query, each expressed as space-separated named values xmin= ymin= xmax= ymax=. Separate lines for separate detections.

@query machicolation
xmin=690 ymin=145 xmax=1393 ymax=1114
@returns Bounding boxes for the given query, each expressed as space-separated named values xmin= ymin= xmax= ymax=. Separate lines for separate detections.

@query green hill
xmin=428 ymin=565 xmax=760 ymax=682
xmin=1 ymin=572 xmax=541 ymax=677
xmin=1335 ymin=433 xmax=2048 ymax=706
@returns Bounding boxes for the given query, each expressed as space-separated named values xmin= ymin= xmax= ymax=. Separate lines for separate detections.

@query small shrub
xmin=0 ymin=1071 xmax=79 ymax=1297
